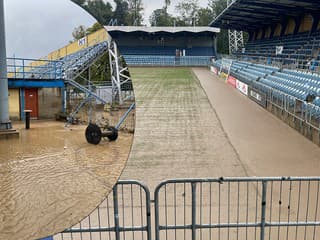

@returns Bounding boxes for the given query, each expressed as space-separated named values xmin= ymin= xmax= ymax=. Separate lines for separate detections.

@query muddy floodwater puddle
xmin=0 ymin=121 xmax=133 ymax=240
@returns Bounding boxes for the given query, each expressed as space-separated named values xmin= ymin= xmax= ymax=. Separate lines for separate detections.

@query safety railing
xmin=251 ymin=81 xmax=320 ymax=142
xmin=51 ymin=177 xmax=320 ymax=240
xmin=154 ymin=177 xmax=320 ymax=240
xmin=55 ymin=180 xmax=151 ymax=240
xmin=6 ymin=57 xmax=63 ymax=80
xmin=123 ymin=55 xmax=213 ymax=67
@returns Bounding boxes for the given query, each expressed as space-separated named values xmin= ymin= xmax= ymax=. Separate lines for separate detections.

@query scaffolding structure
xmin=227 ymin=0 xmax=244 ymax=55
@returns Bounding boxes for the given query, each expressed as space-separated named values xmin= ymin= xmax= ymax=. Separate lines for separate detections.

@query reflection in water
xmin=0 ymin=121 xmax=133 ymax=240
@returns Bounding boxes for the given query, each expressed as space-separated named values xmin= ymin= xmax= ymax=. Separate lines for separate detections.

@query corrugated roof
xmin=210 ymin=0 xmax=320 ymax=31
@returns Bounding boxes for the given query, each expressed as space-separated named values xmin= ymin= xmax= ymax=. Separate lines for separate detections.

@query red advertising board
xmin=227 ymin=75 xmax=237 ymax=88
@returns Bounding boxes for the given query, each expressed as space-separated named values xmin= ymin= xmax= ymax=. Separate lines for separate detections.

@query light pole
xmin=0 ymin=0 xmax=12 ymax=130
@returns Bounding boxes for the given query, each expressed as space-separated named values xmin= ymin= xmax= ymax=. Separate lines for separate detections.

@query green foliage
xmin=71 ymin=0 xmax=233 ymax=54
xmin=127 ymin=0 xmax=144 ymax=25
xmin=197 ymin=7 xmax=214 ymax=26
xmin=217 ymin=29 xmax=229 ymax=54
xmin=89 ymin=53 xmax=111 ymax=83
xmin=71 ymin=0 xmax=113 ymax=25
xmin=72 ymin=25 xmax=87 ymax=41
xmin=113 ymin=0 xmax=130 ymax=25
xmin=175 ymin=0 xmax=200 ymax=26
xmin=208 ymin=0 xmax=227 ymax=17
xmin=150 ymin=8 xmax=175 ymax=26
xmin=208 ymin=0 xmax=229 ymax=54
xmin=86 ymin=22 xmax=103 ymax=34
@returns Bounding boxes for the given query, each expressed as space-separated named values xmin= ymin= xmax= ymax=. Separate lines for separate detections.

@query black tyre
xmin=107 ymin=126 xmax=118 ymax=141
xmin=85 ymin=123 xmax=102 ymax=145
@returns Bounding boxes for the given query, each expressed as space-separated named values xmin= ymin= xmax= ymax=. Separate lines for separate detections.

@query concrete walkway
xmin=193 ymin=67 xmax=320 ymax=177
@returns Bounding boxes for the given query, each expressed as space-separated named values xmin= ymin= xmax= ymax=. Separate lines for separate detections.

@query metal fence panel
xmin=52 ymin=177 xmax=320 ymax=240
xmin=154 ymin=177 xmax=320 ymax=240
xmin=55 ymin=180 xmax=151 ymax=240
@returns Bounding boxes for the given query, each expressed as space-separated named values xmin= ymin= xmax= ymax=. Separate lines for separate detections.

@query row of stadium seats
xmin=123 ymin=55 xmax=212 ymax=66
xmin=236 ymin=31 xmax=320 ymax=67
xmin=61 ymin=41 xmax=108 ymax=79
xmin=213 ymin=59 xmax=320 ymax=112
xmin=119 ymin=46 xmax=215 ymax=57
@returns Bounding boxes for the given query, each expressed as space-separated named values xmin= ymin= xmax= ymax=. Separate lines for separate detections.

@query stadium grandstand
xmin=210 ymin=0 xmax=320 ymax=145
xmin=106 ymin=26 xmax=220 ymax=66
xmin=211 ymin=0 xmax=320 ymax=70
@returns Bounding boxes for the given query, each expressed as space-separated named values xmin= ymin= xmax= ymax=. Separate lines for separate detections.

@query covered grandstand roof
xmin=210 ymin=0 xmax=320 ymax=31
xmin=105 ymin=26 xmax=220 ymax=34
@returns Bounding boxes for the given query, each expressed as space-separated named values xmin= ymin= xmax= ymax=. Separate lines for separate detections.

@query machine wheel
xmin=107 ymin=126 xmax=118 ymax=141
xmin=85 ymin=123 xmax=102 ymax=145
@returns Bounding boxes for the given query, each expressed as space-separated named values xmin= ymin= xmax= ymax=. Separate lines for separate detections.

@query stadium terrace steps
xmin=123 ymin=55 xmax=212 ymax=66
xmin=236 ymin=31 xmax=320 ymax=67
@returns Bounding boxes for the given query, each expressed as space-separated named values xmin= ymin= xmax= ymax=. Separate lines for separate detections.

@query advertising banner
xmin=248 ymin=87 xmax=267 ymax=108
xmin=236 ymin=80 xmax=248 ymax=95
xmin=227 ymin=75 xmax=237 ymax=88
xmin=212 ymin=67 xmax=218 ymax=75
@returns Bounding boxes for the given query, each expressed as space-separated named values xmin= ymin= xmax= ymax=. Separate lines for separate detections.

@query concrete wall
xmin=38 ymin=88 xmax=62 ymax=119
xmin=8 ymin=89 xmax=20 ymax=120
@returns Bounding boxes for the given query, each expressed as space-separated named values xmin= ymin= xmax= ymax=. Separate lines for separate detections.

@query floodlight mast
xmin=227 ymin=0 xmax=244 ymax=55
xmin=0 ymin=0 xmax=12 ymax=130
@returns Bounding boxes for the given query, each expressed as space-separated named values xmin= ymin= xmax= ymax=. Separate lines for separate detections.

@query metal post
xmin=191 ymin=183 xmax=197 ymax=240
xmin=260 ymin=181 xmax=267 ymax=240
xmin=0 ymin=0 xmax=12 ymax=130
xmin=113 ymin=185 xmax=121 ymax=240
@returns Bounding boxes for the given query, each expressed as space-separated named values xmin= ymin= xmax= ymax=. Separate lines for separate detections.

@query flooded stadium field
xmin=122 ymin=67 xmax=320 ymax=189
xmin=0 ymin=121 xmax=133 ymax=240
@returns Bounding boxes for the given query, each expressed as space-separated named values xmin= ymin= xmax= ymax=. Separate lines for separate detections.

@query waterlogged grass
xmin=129 ymin=67 xmax=203 ymax=106
xmin=130 ymin=67 xmax=199 ymax=93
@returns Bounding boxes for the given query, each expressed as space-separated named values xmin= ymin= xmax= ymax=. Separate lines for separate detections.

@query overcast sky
xmin=4 ymin=0 xmax=96 ymax=59
xmin=4 ymin=0 xmax=210 ymax=59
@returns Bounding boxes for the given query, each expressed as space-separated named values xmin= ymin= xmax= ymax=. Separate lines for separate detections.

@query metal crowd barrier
xmin=53 ymin=177 xmax=320 ymax=240
xmin=252 ymin=81 xmax=320 ymax=142
xmin=55 ymin=180 xmax=151 ymax=240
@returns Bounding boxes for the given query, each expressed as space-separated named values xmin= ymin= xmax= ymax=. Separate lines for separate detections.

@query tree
xmin=208 ymin=0 xmax=227 ymax=18
xmin=150 ymin=8 xmax=175 ymax=26
xmin=113 ymin=0 xmax=130 ymax=25
xmin=175 ymin=0 xmax=200 ymax=26
xmin=164 ymin=0 xmax=171 ymax=16
xmin=208 ymin=0 xmax=229 ymax=54
xmin=86 ymin=0 xmax=113 ymax=25
xmin=72 ymin=0 xmax=113 ymax=25
xmin=71 ymin=0 xmax=86 ymax=7
xmin=197 ymin=7 xmax=214 ymax=26
xmin=86 ymin=22 xmax=103 ymax=34
xmin=127 ymin=0 xmax=144 ymax=26
xmin=72 ymin=25 xmax=87 ymax=41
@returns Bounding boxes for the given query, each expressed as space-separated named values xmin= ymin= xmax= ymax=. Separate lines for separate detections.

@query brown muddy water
xmin=0 ymin=121 xmax=133 ymax=240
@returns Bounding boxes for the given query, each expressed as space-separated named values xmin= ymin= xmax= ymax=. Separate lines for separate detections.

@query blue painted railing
xmin=7 ymin=57 xmax=63 ymax=80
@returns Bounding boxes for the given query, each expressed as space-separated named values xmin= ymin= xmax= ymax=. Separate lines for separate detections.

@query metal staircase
xmin=63 ymin=41 xmax=133 ymax=126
